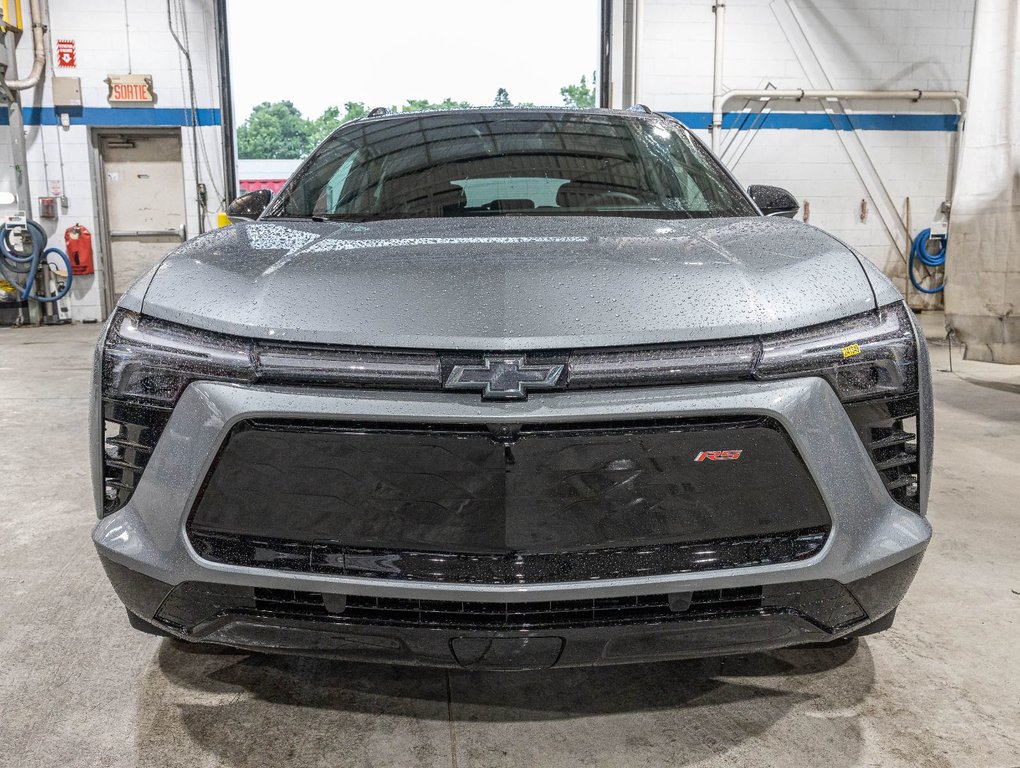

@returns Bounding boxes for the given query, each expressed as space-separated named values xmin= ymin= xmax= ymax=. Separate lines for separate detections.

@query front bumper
xmin=100 ymin=553 xmax=922 ymax=668
xmin=93 ymin=377 xmax=931 ymax=666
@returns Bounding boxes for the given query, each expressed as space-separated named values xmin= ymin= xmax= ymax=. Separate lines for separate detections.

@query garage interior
xmin=2 ymin=0 xmax=1018 ymax=766
xmin=2 ymin=320 xmax=1017 ymax=766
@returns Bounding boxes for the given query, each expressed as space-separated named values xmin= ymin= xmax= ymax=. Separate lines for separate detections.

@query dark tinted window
xmin=266 ymin=110 xmax=757 ymax=221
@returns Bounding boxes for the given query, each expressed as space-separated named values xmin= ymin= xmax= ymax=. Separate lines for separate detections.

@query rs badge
xmin=694 ymin=450 xmax=743 ymax=462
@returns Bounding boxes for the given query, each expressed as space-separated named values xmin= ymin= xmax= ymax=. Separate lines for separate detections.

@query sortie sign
xmin=105 ymin=74 xmax=155 ymax=105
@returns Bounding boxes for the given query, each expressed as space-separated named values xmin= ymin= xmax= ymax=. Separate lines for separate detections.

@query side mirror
xmin=226 ymin=189 xmax=272 ymax=221
xmin=748 ymin=185 xmax=800 ymax=218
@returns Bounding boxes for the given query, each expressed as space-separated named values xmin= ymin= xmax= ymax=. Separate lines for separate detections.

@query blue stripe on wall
xmin=0 ymin=106 xmax=955 ymax=132
xmin=0 ymin=107 xmax=222 ymax=127
xmin=664 ymin=111 xmax=959 ymax=131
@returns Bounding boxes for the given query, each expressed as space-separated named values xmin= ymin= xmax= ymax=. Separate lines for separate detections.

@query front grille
xmin=156 ymin=579 xmax=868 ymax=634
xmin=846 ymin=394 xmax=920 ymax=512
xmin=101 ymin=398 xmax=170 ymax=516
xmin=187 ymin=415 xmax=831 ymax=581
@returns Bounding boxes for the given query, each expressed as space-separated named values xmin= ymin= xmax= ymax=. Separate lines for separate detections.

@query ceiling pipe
xmin=3 ymin=0 xmax=46 ymax=91
xmin=710 ymin=0 xmax=727 ymax=154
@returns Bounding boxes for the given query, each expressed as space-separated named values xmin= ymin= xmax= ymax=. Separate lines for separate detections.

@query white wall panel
xmin=613 ymin=0 xmax=974 ymax=296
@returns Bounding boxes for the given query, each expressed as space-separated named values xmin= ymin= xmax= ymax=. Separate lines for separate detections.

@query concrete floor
xmin=0 ymin=319 xmax=1017 ymax=768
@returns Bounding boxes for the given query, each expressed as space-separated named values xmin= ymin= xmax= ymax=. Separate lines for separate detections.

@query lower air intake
xmin=101 ymin=398 xmax=170 ymax=516
xmin=155 ymin=580 xmax=868 ymax=635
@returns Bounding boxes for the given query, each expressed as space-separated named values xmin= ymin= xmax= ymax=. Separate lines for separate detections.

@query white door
xmin=100 ymin=133 xmax=187 ymax=299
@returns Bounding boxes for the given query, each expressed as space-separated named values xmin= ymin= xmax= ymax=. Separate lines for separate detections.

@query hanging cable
xmin=908 ymin=228 xmax=947 ymax=294
xmin=168 ymin=0 xmax=226 ymax=228
xmin=168 ymin=0 xmax=212 ymax=233
xmin=0 ymin=220 xmax=73 ymax=303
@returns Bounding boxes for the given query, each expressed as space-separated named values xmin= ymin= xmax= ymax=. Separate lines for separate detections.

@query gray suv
xmin=92 ymin=108 xmax=932 ymax=670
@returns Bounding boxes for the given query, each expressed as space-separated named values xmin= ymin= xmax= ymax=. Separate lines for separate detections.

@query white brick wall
xmin=613 ymin=0 xmax=974 ymax=290
xmin=1 ymin=0 xmax=225 ymax=322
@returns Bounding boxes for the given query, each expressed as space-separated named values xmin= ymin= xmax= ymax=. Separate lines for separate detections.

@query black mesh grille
xmin=252 ymin=586 xmax=766 ymax=629
xmin=101 ymin=399 xmax=170 ymax=516
xmin=156 ymin=580 xmax=868 ymax=634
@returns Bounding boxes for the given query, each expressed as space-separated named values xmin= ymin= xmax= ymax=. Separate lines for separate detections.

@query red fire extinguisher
xmin=65 ymin=224 xmax=94 ymax=276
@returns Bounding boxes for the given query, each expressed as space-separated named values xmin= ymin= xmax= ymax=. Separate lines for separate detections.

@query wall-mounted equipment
xmin=52 ymin=76 xmax=82 ymax=107
xmin=38 ymin=196 xmax=57 ymax=219
xmin=0 ymin=0 xmax=23 ymax=31
xmin=0 ymin=217 xmax=74 ymax=325
xmin=65 ymin=224 xmax=94 ymax=276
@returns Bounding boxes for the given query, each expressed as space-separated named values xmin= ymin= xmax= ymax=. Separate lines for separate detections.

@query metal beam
xmin=213 ymin=0 xmax=237 ymax=203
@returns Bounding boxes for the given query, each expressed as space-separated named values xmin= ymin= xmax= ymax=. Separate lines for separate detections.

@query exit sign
xmin=105 ymin=74 xmax=155 ymax=105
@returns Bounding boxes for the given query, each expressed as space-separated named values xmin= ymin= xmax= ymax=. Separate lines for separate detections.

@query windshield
xmin=265 ymin=110 xmax=758 ymax=222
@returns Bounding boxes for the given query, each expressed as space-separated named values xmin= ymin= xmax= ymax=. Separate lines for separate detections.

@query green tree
xmin=400 ymin=97 xmax=474 ymax=113
xmin=560 ymin=74 xmax=597 ymax=108
xmin=237 ymin=100 xmax=313 ymax=159
xmin=494 ymin=87 xmax=511 ymax=107
xmin=308 ymin=101 xmax=368 ymax=147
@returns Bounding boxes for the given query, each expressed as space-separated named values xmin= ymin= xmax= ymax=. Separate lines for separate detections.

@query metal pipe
xmin=1 ymin=27 xmax=32 ymax=218
xmin=214 ymin=0 xmax=237 ymax=203
xmin=4 ymin=0 xmax=46 ymax=90
xmin=710 ymin=0 xmax=726 ymax=153
xmin=598 ymin=0 xmax=612 ymax=108
xmin=6 ymin=94 xmax=31 ymax=215
xmin=904 ymin=196 xmax=912 ymax=302
xmin=720 ymin=88 xmax=968 ymax=205
xmin=633 ymin=0 xmax=642 ymax=105
xmin=720 ymin=88 xmax=967 ymax=120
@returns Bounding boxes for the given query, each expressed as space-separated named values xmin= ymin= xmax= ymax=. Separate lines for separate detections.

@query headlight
xmin=754 ymin=303 xmax=918 ymax=402
xmin=102 ymin=310 xmax=441 ymax=406
xmin=568 ymin=303 xmax=917 ymax=402
xmin=103 ymin=311 xmax=256 ymax=405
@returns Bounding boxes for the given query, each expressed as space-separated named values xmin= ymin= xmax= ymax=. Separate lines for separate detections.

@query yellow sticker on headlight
xmin=842 ymin=343 xmax=862 ymax=358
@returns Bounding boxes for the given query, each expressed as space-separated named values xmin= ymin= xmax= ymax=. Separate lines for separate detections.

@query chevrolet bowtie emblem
xmin=445 ymin=356 xmax=564 ymax=400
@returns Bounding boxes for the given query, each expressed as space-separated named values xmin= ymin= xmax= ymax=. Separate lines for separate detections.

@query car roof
xmin=358 ymin=106 xmax=670 ymax=123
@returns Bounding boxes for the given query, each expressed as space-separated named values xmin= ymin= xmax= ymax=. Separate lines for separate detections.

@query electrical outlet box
xmin=929 ymin=220 xmax=948 ymax=238
xmin=52 ymin=76 xmax=82 ymax=107
xmin=38 ymin=197 xmax=57 ymax=219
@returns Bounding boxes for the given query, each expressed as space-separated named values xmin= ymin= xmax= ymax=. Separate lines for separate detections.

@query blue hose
xmin=0 ymin=220 xmax=73 ymax=303
xmin=908 ymin=228 xmax=946 ymax=294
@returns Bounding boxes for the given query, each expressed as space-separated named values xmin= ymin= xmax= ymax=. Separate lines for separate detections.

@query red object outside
xmin=240 ymin=179 xmax=288 ymax=194
xmin=65 ymin=224 xmax=94 ymax=276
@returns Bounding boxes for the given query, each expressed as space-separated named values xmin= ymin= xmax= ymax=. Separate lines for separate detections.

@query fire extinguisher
xmin=65 ymin=224 xmax=94 ymax=276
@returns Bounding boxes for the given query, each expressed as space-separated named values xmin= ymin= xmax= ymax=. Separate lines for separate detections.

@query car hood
xmin=139 ymin=216 xmax=876 ymax=349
